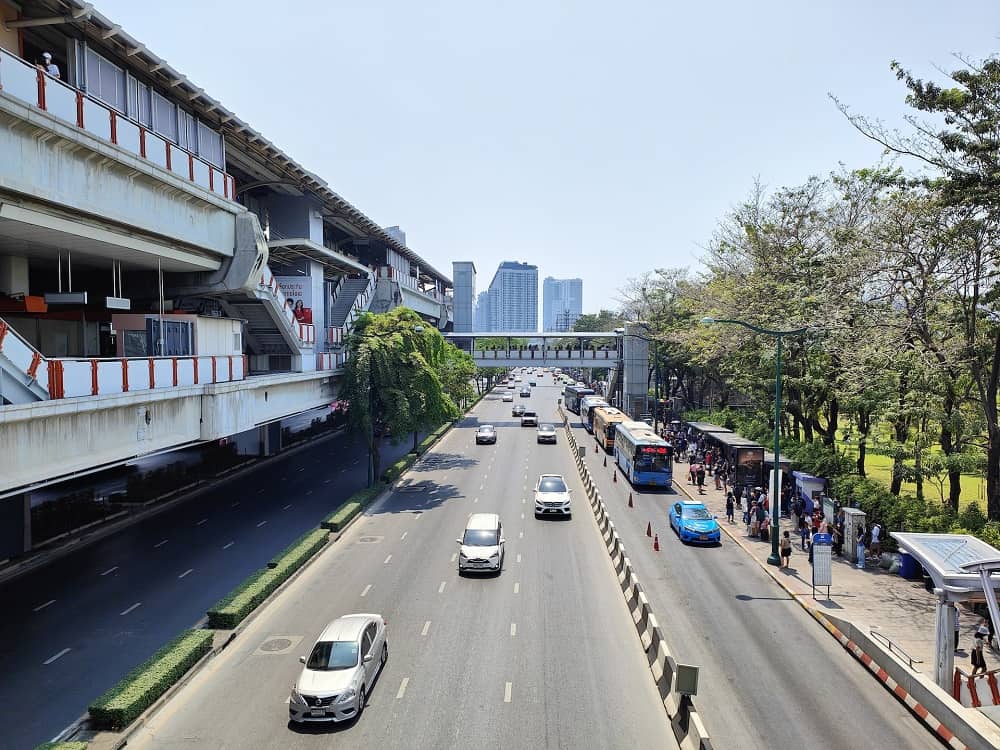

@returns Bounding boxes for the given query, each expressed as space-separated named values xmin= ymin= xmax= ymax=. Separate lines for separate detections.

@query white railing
xmin=472 ymin=348 xmax=615 ymax=360
xmin=316 ymin=351 xmax=345 ymax=371
xmin=0 ymin=318 xmax=49 ymax=395
xmin=49 ymin=354 xmax=246 ymax=399
xmin=327 ymin=273 xmax=376 ymax=349
xmin=0 ymin=48 xmax=235 ymax=201
xmin=257 ymin=265 xmax=315 ymax=347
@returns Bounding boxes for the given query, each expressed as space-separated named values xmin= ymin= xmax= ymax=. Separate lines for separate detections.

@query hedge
xmin=207 ymin=528 xmax=329 ymax=629
xmin=381 ymin=453 xmax=419 ymax=484
xmin=268 ymin=527 xmax=332 ymax=568
xmin=88 ymin=629 xmax=213 ymax=730
xmin=34 ymin=744 xmax=89 ymax=750
xmin=323 ymin=501 xmax=363 ymax=531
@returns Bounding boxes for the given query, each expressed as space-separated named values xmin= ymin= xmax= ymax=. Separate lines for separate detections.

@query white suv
xmin=534 ymin=474 xmax=572 ymax=518
xmin=457 ymin=513 xmax=505 ymax=574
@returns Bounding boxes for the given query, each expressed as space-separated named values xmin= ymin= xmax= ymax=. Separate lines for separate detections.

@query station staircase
xmin=0 ymin=317 xmax=49 ymax=404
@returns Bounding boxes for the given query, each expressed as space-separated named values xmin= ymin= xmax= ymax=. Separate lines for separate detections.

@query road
xmin=567 ymin=417 xmax=944 ymax=749
xmin=127 ymin=379 xmax=674 ymax=749
xmin=0 ymin=427 xmax=414 ymax=750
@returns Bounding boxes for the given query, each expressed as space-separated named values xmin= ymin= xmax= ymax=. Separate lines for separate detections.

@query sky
xmin=95 ymin=0 xmax=1000 ymax=314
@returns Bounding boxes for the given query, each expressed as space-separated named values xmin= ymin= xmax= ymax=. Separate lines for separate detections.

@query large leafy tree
xmin=342 ymin=308 xmax=459 ymax=484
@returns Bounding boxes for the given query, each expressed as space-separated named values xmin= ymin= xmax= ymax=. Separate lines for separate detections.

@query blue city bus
xmin=563 ymin=385 xmax=595 ymax=414
xmin=614 ymin=421 xmax=673 ymax=488
xmin=580 ymin=396 xmax=609 ymax=432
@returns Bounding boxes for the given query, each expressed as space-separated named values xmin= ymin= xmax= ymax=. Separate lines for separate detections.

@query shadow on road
xmin=408 ymin=452 xmax=478 ymax=472
xmin=369 ymin=482 xmax=464 ymax=515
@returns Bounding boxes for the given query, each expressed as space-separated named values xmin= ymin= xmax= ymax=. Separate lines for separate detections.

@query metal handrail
xmin=870 ymin=628 xmax=922 ymax=671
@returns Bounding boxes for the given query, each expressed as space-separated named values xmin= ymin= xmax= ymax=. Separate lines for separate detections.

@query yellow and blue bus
xmin=593 ymin=406 xmax=628 ymax=452
xmin=614 ymin=420 xmax=673 ymax=488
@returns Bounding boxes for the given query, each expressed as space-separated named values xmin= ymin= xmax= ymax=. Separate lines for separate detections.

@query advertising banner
xmin=275 ymin=276 xmax=313 ymax=324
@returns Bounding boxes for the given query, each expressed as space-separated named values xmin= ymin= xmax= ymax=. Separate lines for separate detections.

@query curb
xmin=671 ymin=476 xmax=969 ymax=749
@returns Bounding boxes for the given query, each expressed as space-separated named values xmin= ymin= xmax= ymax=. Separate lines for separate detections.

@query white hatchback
xmin=288 ymin=614 xmax=387 ymax=724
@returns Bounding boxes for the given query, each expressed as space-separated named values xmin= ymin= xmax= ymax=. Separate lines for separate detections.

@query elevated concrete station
xmin=0 ymin=0 xmax=452 ymax=558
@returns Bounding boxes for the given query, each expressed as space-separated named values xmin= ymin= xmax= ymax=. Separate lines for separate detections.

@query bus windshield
xmin=634 ymin=445 xmax=671 ymax=473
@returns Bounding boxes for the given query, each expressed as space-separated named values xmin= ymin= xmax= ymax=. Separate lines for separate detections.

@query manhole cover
xmin=399 ymin=483 xmax=432 ymax=493
xmin=260 ymin=638 xmax=292 ymax=652
xmin=358 ymin=536 xmax=384 ymax=544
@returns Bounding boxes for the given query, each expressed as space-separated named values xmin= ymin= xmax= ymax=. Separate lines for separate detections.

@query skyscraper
xmin=474 ymin=290 xmax=491 ymax=331
xmin=452 ymin=262 xmax=476 ymax=333
xmin=485 ymin=261 xmax=538 ymax=331
xmin=542 ymin=277 xmax=583 ymax=331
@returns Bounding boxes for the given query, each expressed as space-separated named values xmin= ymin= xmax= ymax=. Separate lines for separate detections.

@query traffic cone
xmin=646 ymin=521 xmax=652 ymax=537
xmin=628 ymin=493 xmax=634 ymax=508
xmin=594 ymin=444 xmax=598 ymax=454
xmin=653 ymin=534 xmax=660 ymax=552
xmin=613 ymin=471 xmax=617 ymax=483
xmin=603 ymin=455 xmax=607 ymax=467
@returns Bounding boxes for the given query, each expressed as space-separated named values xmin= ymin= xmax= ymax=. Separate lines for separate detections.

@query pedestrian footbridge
xmin=443 ymin=331 xmax=622 ymax=369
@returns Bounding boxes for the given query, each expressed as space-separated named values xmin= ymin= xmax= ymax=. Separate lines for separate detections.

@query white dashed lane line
xmin=421 ymin=621 xmax=431 ymax=636
xmin=282 ymin=504 xmax=292 ymax=511
xmin=361 ymin=584 xmax=372 ymax=597
xmin=401 ymin=532 xmax=408 ymax=541
xmin=396 ymin=677 xmax=410 ymax=699
xmin=504 ymin=681 xmax=513 ymax=703
xmin=438 ymin=581 xmax=446 ymax=593
xmin=43 ymin=648 xmax=71 ymax=665
xmin=516 ymin=554 xmax=522 ymax=563
xmin=232 ymin=501 xmax=240 ymax=508
xmin=178 ymin=569 xmax=194 ymax=579
xmin=99 ymin=566 xmax=118 ymax=577
xmin=510 ymin=623 xmax=517 ymax=637
xmin=513 ymin=582 xmax=520 ymax=594
xmin=384 ymin=555 xmax=392 ymax=564
xmin=120 ymin=602 xmax=142 ymax=616
xmin=257 ymin=521 xmax=267 ymax=528
xmin=33 ymin=599 xmax=55 ymax=612
xmin=196 ymin=518 xmax=208 ymax=526
xmin=222 ymin=542 xmax=234 ymax=550
xmin=153 ymin=539 xmax=169 ymax=548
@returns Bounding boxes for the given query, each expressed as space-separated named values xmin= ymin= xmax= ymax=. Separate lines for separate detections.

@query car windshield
xmin=682 ymin=507 xmax=712 ymax=521
xmin=479 ymin=426 xmax=494 ymax=433
xmin=538 ymin=425 xmax=554 ymax=432
xmin=463 ymin=529 xmax=499 ymax=546
xmin=307 ymin=640 xmax=359 ymax=671
xmin=538 ymin=477 xmax=567 ymax=493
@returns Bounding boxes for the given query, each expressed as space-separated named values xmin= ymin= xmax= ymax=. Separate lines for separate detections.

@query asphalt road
xmin=0 ymin=427 xmax=414 ymax=750
xmin=127 ymin=378 xmax=674 ymax=750
xmin=568 ymin=418 xmax=945 ymax=750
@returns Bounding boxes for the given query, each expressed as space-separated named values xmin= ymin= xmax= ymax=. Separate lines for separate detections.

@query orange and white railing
xmin=46 ymin=354 xmax=247 ymax=399
xmin=257 ymin=265 xmax=315 ymax=347
xmin=472 ymin=348 xmax=615 ymax=360
xmin=316 ymin=351 xmax=345 ymax=371
xmin=326 ymin=273 xmax=376 ymax=349
xmin=0 ymin=48 xmax=235 ymax=201
xmin=0 ymin=318 xmax=50 ymax=398
xmin=954 ymin=667 xmax=1000 ymax=707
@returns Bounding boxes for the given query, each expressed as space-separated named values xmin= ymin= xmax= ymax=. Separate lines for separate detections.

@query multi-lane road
xmin=126 ymin=380 xmax=674 ymax=749
xmin=0 ymin=426 xmax=414 ymax=750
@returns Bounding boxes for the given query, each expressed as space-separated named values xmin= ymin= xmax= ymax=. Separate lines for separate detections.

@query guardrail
xmin=954 ymin=666 xmax=1000 ymax=708
xmin=316 ymin=352 xmax=345 ymax=371
xmin=47 ymin=354 xmax=246 ymax=399
xmin=870 ymin=628 xmax=922 ymax=671
xmin=257 ymin=266 xmax=315 ymax=347
xmin=473 ymin=349 xmax=614 ymax=360
xmin=558 ymin=406 xmax=713 ymax=750
xmin=0 ymin=318 xmax=49 ymax=396
xmin=0 ymin=48 xmax=235 ymax=201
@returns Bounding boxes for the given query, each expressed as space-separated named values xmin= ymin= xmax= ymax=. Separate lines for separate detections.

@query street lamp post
xmin=700 ymin=317 xmax=809 ymax=566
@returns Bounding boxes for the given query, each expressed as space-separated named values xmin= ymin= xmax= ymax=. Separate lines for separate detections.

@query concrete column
xmin=0 ymin=255 xmax=29 ymax=296
xmin=22 ymin=493 xmax=31 ymax=554
xmin=934 ymin=593 xmax=956 ymax=689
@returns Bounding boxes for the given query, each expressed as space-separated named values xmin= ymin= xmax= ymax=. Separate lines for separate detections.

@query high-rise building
xmin=474 ymin=291 xmax=492 ymax=331
xmin=485 ymin=261 xmax=538 ymax=331
xmin=543 ymin=277 xmax=583 ymax=331
xmin=452 ymin=262 xmax=476 ymax=333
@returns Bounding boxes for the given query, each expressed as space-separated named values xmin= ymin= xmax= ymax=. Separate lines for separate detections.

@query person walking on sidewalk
xmin=856 ymin=524 xmax=867 ymax=570
xmin=972 ymin=638 xmax=988 ymax=675
xmin=696 ymin=465 xmax=706 ymax=495
xmin=798 ymin=513 xmax=809 ymax=551
xmin=780 ymin=530 xmax=792 ymax=568
xmin=726 ymin=493 xmax=735 ymax=524
xmin=704 ymin=449 xmax=714 ymax=476
xmin=869 ymin=522 xmax=882 ymax=561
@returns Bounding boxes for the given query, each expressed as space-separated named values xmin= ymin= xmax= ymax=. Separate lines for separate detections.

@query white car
xmin=534 ymin=474 xmax=572 ymax=519
xmin=457 ymin=513 xmax=505 ymax=574
xmin=289 ymin=614 xmax=387 ymax=724
xmin=502 ymin=392 xmax=514 ymax=402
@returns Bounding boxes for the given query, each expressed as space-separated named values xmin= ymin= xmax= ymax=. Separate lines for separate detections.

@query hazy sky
xmin=96 ymin=0 xmax=998 ymax=313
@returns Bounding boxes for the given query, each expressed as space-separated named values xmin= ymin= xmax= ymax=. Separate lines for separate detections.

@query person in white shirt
xmin=869 ymin=522 xmax=882 ymax=559
xmin=40 ymin=52 xmax=60 ymax=79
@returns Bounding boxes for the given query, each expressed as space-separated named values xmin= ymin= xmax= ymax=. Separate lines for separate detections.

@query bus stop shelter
xmin=891 ymin=532 xmax=1000 ymax=689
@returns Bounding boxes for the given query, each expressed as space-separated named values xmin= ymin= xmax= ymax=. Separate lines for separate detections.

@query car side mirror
xmin=500 ymin=537 xmax=506 ymax=544
xmin=364 ymin=654 xmax=373 ymax=663
xmin=299 ymin=656 xmax=306 ymax=664
xmin=713 ymin=515 xmax=718 ymax=520
xmin=456 ymin=538 xmax=463 ymax=544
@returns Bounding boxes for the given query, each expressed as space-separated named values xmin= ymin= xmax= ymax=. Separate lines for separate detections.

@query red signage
xmin=639 ymin=446 xmax=669 ymax=454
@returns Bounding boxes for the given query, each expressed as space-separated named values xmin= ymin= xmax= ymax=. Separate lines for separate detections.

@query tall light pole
xmin=700 ymin=317 xmax=809 ymax=566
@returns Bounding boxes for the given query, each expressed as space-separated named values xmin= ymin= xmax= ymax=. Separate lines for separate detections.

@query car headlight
xmin=489 ymin=552 xmax=500 ymax=560
xmin=459 ymin=552 xmax=469 ymax=560
xmin=290 ymin=688 xmax=307 ymax=705
xmin=337 ymin=688 xmax=357 ymax=704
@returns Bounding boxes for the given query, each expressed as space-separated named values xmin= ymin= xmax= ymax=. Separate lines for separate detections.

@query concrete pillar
xmin=934 ymin=594 xmax=956 ymax=689
xmin=22 ymin=493 xmax=31 ymax=554
xmin=0 ymin=255 xmax=29 ymax=296
xmin=0 ymin=492 xmax=29 ymax=561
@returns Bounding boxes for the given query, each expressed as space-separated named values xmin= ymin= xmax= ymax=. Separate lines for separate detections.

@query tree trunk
xmin=371 ymin=438 xmax=382 ymax=487
xmin=856 ymin=410 xmax=870 ymax=478
xmin=939 ymin=385 xmax=961 ymax=512
xmin=413 ymin=430 xmax=419 ymax=453
xmin=988 ymin=425 xmax=1000 ymax=521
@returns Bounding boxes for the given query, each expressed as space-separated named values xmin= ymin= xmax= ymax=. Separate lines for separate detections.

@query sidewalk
xmin=675 ymin=464 xmax=1000 ymax=675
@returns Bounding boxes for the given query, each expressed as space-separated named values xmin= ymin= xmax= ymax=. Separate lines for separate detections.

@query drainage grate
xmin=358 ymin=536 xmax=384 ymax=544
xmin=260 ymin=638 xmax=293 ymax=653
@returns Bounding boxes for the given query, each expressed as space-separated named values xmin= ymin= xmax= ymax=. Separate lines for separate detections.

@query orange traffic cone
xmin=646 ymin=521 xmax=652 ymax=537
xmin=653 ymin=534 xmax=660 ymax=552
xmin=628 ymin=493 xmax=634 ymax=508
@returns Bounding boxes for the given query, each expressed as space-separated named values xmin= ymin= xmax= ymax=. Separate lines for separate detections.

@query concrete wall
xmin=6 ymin=315 xmax=99 ymax=357
xmin=258 ymin=194 xmax=323 ymax=245
xmin=0 ymin=93 xmax=239 ymax=258
xmin=0 ymin=371 xmax=336 ymax=496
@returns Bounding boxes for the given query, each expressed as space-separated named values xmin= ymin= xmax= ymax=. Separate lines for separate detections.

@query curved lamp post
xmin=700 ymin=316 xmax=810 ymax=566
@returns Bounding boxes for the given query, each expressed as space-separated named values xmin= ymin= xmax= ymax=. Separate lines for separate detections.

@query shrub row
xmin=323 ymin=501 xmax=363 ymax=531
xmin=34 ymin=743 xmax=89 ymax=750
xmin=381 ymin=453 xmax=419 ymax=484
xmin=207 ymin=528 xmax=330 ymax=629
xmin=88 ymin=629 xmax=213 ymax=730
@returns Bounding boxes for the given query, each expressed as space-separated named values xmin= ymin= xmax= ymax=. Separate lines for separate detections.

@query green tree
xmin=439 ymin=343 xmax=476 ymax=410
xmin=573 ymin=310 xmax=623 ymax=332
xmin=342 ymin=308 xmax=459 ymax=485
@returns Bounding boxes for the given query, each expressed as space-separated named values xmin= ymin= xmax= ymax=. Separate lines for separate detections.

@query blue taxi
xmin=668 ymin=500 xmax=721 ymax=545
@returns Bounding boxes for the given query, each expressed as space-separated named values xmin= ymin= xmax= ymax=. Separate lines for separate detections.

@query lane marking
xmin=340 ymin=468 xmax=348 ymax=473
xmin=231 ymin=501 xmax=240 ymax=508
xmin=100 ymin=566 xmax=118 ymax=577
xmin=298 ymin=467 xmax=305 ymax=472
xmin=522 ymin=498 xmax=526 ymax=504
xmin=154 ymin=539 xmax=169 ymax=548
xmin=521 ymin=513 xmax=525 ymax=520
xmin=422 ymin=621 xmax=431 ymax=636
xmin=479 ymin=484 xmax=484 ymax=491
xmin=401 ymin=532 xmax=408 ymax=541
xmin=451 ymin=553 xmax=458 ymax=562
xmin=43 ymin=648 xmax=71 ymax=665
xmin=473 ymin=497 xmax=479 ymax=504
xmin=519 ymin=531 xmax=523 ymax=539
xmin=33 ymin=599 xmax=56 ymax=612
xmin=384 ymin=555 xmax=392 ymax=564
xmin=257 ymin=521 xmax=267 ymax=528
xmin=516 ymin=554 xmax=522 ymax=563
xmin=361 ymin=584 xmax=372 ymax=597
xmin=282 ymin=504 xmax=292 ymax=511
xmin=504 ymin=681 xmax=512 ymax=703
xmin=196 ymin=518 xmax=207 ymax=526
xmin=513 ymin=582 xmax=520 ymax=594
xmin=396 ymin=677 xmax=409 ymax=699
xmin=353 ymin=459 xmax=360 ymax=465
xmin=178 ymin=569 xmax=194 ymax=579
xmin=438 ymin=581 xmax=447 ymax=593
xmin=120 ymin=602 xmax=142 ymax=616
xmin=324 ymin=479 xmax=331 ymax=484
xmin=281 ymin=477 xmax=287 ymax=481
xmin=510 ymin=623 xmax=517 ymax=637
xmin=222 ymin=542 xmax=234 ymax=550
xmin=306 ymin=490 xmax=313 ymax=496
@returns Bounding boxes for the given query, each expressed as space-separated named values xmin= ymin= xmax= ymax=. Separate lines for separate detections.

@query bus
xmin=563 ymin=385 xmax=595 ymax=414
xmin=579 ymin=396 xmax=609 ymax=432
xmin=593 ymin=406 xmax=628 ymax=452
xmin=614 ymin=420 xmax=673 ymax=488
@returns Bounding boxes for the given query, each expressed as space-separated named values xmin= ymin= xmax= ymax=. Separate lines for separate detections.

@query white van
xmin=457 ymin=513 xmax=505 ymax=574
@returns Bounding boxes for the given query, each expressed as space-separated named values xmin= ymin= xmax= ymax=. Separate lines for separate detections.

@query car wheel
xmin=381 ymin=642 xmax=388 ymax=667
xmin=356 ymin=687 xmax=366 ymax=720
